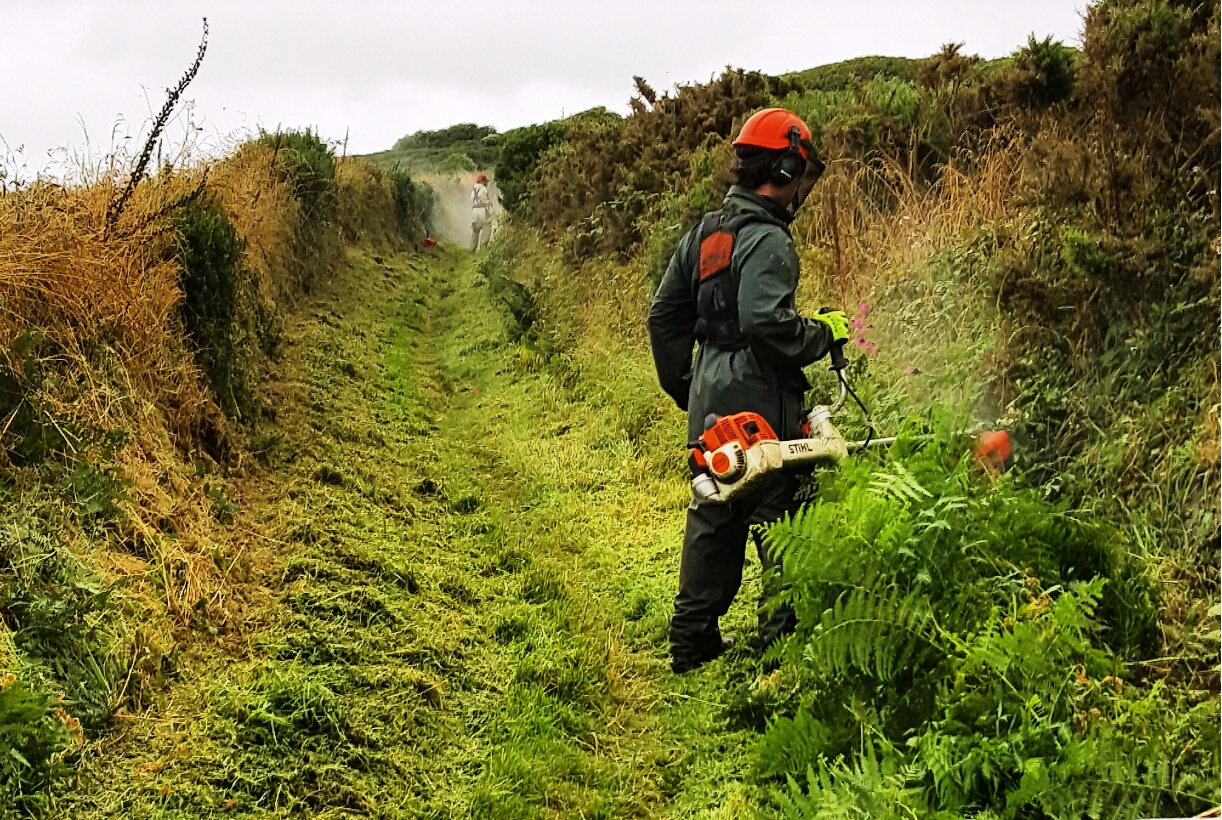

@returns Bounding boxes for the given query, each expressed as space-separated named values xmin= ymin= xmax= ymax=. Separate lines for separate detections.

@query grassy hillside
xmin=360 ymin=123 xmax=499 ymax=175
xmin=785 ymin=55 xmax=921 ymax=90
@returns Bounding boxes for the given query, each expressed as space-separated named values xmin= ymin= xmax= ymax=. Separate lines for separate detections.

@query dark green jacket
xmin=648 ymin=187 xmax=833 ymax=444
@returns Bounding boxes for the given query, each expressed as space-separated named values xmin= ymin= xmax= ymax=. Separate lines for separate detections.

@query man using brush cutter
xmin=470 ymin=172 xmax=495 ymax=252
xmin=648 ymin=108 xmax=848 ymax=674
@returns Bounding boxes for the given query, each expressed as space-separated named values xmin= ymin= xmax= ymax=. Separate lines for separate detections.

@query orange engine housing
xmin=691 ymin=412 xmax=778 ymax=470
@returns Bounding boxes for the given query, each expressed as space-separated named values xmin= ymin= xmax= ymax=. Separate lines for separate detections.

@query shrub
xmin=497 ymin=122 xmax=566 ymax=216
xmin=174 ymin=191 xmax=246 ymax=417
xmin=438 ymin=150 xmax=476 ymax=173
xmin=759 ymin=417 xmax=1214 ymax=818
xmin=392 ymin=123 xmax=499 ymax=168
xmin=532 ymin=69 xmax=780 ymax=255
xmin=255 ymin=129 xmax=340 ymax=292
xmin=388 ymin=169 xmax=435 ymax=245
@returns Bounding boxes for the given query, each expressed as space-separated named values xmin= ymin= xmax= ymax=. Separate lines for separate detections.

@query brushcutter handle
xmin=829 ymin=339 xmax=848 ymax=373
xmin=816 ymin=308 xmax=850 ymax=373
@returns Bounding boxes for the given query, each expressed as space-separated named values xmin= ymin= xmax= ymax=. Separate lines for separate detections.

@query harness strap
xmin=691 ymin=208 xmax=788 ymax=351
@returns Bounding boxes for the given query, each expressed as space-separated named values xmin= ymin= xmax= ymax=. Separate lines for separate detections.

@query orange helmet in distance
xmin=476 ymin=172 xmax=488 ymax=183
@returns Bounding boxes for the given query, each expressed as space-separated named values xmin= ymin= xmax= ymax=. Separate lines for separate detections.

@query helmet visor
xmin=794 ymin=149 xmax=826 ymax=212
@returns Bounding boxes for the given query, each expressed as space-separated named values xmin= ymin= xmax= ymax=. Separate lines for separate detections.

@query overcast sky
xmin=2 ymin=1 xmax=1085 ymax=175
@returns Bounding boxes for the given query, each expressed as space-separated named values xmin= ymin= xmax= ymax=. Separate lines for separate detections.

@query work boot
xmin=670 ymin=636 xmax=735 ymax=674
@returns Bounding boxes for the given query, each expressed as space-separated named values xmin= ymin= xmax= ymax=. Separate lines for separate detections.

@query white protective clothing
xmin=470 ymin=181 xmax=494 ymax=251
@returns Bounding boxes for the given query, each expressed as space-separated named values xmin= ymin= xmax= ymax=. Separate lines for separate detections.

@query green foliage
xmin=438 ymin=149 xmax=476 ymax=173
xmin=1009 ymin=34 xmax=1079 ymax=106
xmin=497 ymin=122 xmax=566 ymax=215
xmin=394 ymin=123 xmax=496 ymax=151
xmin=476 ymin=239 xmax=535 ymax=338
xmin=787 ymin=56 xmax=922 ymax=92
xmin=387 ymin=168 xmax=435 ymax=245
xmin=0 ymin=676 xmax=73 ymax=818
xmin=977 ymin=0 xmax=1221 ymax=693
xmin=174 ymin=190 xmax=247 ymax=417
xmin=256 ymin=128 xmax=340 ymax=292
xmin=364 ymin=123 xmax=499 ymax=175
xmin=0 ymin=509 xmax=121 ymax=734
xmin=0 ymin=332 xmax=84 ymax=466
xmin=256 ymin=129 xmax=336 ymax=224
xmin=757 ymin=418 xmax=1213 ymax=818
xmin=0 ymin=333 xmax=133 ymax=523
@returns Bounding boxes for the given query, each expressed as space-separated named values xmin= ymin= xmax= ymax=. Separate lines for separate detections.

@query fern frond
xmin=803 ymin=587 xmax=939 ymax=681
xmin=869 ymin=464 xmax=933 ymax=506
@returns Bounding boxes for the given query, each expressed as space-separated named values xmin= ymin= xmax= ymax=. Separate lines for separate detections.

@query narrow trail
xmin=62 ymin=247 xmax=774 ymax=819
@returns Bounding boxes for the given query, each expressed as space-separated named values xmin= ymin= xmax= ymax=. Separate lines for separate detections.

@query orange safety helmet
xmin=476 ymin=172 xmax=488 ymax=183
xmin=733 ymin=108 xmax=814 ymax=160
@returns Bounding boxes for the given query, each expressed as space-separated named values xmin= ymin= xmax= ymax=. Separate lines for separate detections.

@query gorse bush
xmin=529 ymin=69 xmax=789 ymax=256
xmin=175 ymin=191 xmax=246 ymax=418
xmin=496 ymin=122 xmax=566 ymax=216
xmin=256 ymin=128 xmax=340 ymax=293
xmin=388 ymin=168 xmax=435 ymax=246
xmin=759 ymin=416 xmax=1216 ymax=818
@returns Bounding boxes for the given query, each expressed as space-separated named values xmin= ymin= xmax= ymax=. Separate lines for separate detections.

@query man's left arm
xmin=736 ymin=228 xmax=832 ymax=368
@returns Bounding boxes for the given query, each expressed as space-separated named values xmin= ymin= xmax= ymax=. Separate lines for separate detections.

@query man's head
xmin=476 ymin=172 xmax=488 ymax=184
xmin=731 ymin=108 xmax=825 ymax=214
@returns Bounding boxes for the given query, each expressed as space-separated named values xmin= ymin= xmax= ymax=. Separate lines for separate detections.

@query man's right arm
xmin=647 ymin=235 xmax=697 ymax=411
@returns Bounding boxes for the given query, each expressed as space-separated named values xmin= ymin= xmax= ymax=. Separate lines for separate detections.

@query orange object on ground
xmin=975 ymin=430 xmax=1012 ymax=475
xmin=422 ymin=237 xmax=437 ymax=248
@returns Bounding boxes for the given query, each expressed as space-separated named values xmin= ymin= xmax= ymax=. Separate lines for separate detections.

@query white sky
xmin=1 ymin=1 xmax=1085 ymax=175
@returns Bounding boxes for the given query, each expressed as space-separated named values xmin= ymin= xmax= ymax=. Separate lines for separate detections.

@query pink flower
xmin=849 ymin=301 xmax=879 ymax=356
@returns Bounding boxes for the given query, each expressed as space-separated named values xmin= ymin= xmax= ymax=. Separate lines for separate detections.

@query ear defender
xmin=770 ymin=125 xmax=806 ymax=185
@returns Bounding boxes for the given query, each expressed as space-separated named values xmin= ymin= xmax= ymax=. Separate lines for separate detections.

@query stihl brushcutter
xmin=689 ymin=338 xmax=891 ymax=504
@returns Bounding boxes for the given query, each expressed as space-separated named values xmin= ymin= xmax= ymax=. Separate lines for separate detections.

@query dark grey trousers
xmin=669 ymin=471 xmax=801 ymax=665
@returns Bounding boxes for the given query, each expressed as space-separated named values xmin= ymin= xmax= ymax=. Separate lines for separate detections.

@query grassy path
xmin=61 ymin=247 xmax=778 ymax=819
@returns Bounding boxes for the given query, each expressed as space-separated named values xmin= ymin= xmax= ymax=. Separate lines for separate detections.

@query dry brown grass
xmin=335 ymin=156 xmax=400 ymax=250
xmin=0 ymin=146 xmax=397 ymax=634
xmin=0 ymin=176 xmax=234 ymax=634
xmin=209 ymin=142 xmax=302 ymax=317
xmin=794 ymin=133 xmax=1024 ymax=306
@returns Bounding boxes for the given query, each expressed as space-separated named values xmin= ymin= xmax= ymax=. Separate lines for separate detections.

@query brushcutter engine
xmin=689 ymin=340 xmax=882 ymax=504
xmin=690 ymin=407 xmax=848 ymax=503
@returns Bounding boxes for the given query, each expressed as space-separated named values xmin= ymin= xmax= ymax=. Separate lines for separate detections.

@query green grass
xmin=53 ymin=244 xmax=790 ymax=818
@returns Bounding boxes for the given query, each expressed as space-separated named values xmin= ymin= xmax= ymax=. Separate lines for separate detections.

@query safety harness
xmin=690 ymin=207 xmax=789 ymax=351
